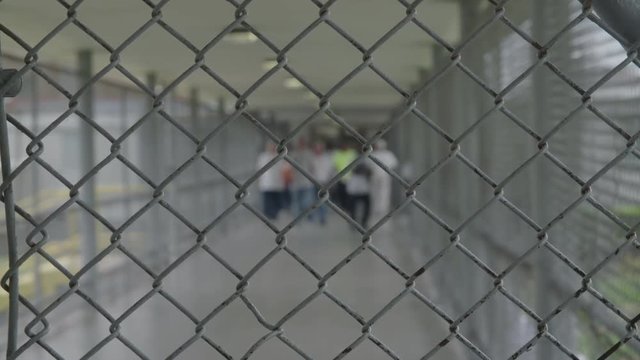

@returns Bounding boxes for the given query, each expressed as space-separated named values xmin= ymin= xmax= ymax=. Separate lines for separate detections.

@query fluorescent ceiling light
xmin=284 ymin=77 xmax=304 ymax=89
xmin=262 ymin=58 xmax=278 ymax=70
xmin=224 ymin=28 xmax=258 ymax=44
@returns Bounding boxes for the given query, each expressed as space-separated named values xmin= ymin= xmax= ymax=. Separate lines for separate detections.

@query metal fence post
xmin=409 ymin=68 xmax=430 ymax=242
xmin=141 ymin=72 xmax=167 ymax=268
xmin=432 ymin=46 xmax=449 ymax=215
xmin=592 ymin=0 xmax=640 ymax=46
xmin=120 ymin=88 xmax=132 ymax=218
xmin=458 ymin=3 xmax=494 ymax=353
xmin=167 ymin=91 xmax=179 ymax=259
xmin=0 ymin=35 xmax=20 ymax=360
xmin=190 ymin=87 xmax=204 ymax=220
xmin=77 ymin=49 xmax=98 ymax=296
xmin=531 ymin=2 xmax=573 ymax=359
xmin=459 ymin=1 xmax=484 ymax=217
xmin=217 ymin=96 xmax=228 ymax=232
xmin=76 ymin=49 xmax=104 ymax=352
xmin=30 ymin=72 xmax=43 ymax=307
xmin=423 ymin=69 xmax=439 ymax=210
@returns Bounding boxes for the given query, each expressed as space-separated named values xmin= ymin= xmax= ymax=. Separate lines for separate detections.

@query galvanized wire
xmin=0 ymin=0 xmax=639 ymax=359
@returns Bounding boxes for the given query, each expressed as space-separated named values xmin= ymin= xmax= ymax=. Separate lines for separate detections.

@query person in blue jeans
xmin=290 ymin=138 xmax=315 ymax=219
xmin=346 ymin=161 xmax=372 ymax=229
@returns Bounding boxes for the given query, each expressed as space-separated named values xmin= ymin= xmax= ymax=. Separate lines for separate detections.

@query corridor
xmin=1 ymin=0 xmax=640 ymax=359
xmin=21 ymin=216 xmax=462 ymax=360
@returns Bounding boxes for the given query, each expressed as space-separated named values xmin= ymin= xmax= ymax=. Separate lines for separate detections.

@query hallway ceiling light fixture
xmin=303 ymin=91 xmax=317 ymax=100
xmin=223 ymin=28 xmax=258 ymax=44
xmin=284 ymin=77 xmax=304 ymax=89
xmin=261 ymin=58 xmax=278 ymax=70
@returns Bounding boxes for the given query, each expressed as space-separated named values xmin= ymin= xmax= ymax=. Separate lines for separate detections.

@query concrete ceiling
xmin=0 ymin=0 xmax=461 ymax=110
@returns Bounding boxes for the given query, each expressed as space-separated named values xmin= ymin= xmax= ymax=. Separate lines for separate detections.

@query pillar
xmin=120 ymin=89 xmax=132 ymax=218
xmin=0 ymin=34 xmax=20 ymax=358
xmin=189 ymin=88 xmax=204 ymax=221
xmin=532 ymin=2 xmax=574 ymax=359
xmin=77 ymin=49 xmax=98 ymax=296
xmin=217 ymin=96 xmax=229 ymax=231
xmin=140 ymin=72 xmax=168 ymax=268
xmin=30 ymin=72 xmax=43 ymax=306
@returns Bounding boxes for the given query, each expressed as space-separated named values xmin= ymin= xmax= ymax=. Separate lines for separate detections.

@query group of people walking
xmin=257 ymin=138 xmax=398 ymax=229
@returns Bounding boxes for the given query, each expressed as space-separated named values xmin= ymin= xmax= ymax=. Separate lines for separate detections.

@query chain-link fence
xmin=0 ymin=52 xmax=259 ymax=312
xmin=393 ymin=1 xmax=640 ymax=359
xmin=0 ymin=41 xmax=262 ymax=357
xmin=1 ymin=0 xmax=639 ymax=359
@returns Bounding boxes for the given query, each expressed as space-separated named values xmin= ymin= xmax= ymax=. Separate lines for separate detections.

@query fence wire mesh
xmin=0 ymin=0 xmax=639 ymax=359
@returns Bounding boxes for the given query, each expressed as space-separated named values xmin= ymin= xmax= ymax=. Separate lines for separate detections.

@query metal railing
xmin=1 ymin=0 xmax=639 ymax=359
xmin=393 ymin=1 xmax=640 ymax=359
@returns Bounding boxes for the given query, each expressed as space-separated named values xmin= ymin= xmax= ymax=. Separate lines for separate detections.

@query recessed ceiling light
xmin=284 ymin=77 xmax=304 ymax=89
xmin=262 ymin=58 xmax=278 ymax=70
xmin=224 ymin=28 xmax=258 ymax=44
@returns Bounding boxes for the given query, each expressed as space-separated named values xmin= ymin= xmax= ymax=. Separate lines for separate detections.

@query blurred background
xmin=0 ymin=0 xmax=639 ymax=359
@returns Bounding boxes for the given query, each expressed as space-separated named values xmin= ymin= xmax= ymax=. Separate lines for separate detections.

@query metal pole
xmin=120 ymin=89 xmax=132 ymax=217
xmin=166 ymin=91 xmax=177 ymax=259
xmin=142 ymin=72 xmax=167 ymax=268
xmin=190 ymin=88 xmax=204 ymax=221
xmin=0 ymin=34 xmax=20 ymax=360
xmin=217 ymin=96 xmax=227 ymax=232
xmin=116 ymin=88 xmax=131 ymax=296
xmin=459 ymin=1 xmax=483 ymax=215
xmin=532 ymin=2 xmax=573 ymax=359
xmin=75 ymin=52 xmax=101 ymax=353
xmin=190 ymin=88 xmax=201 ymax=136
xmin=458 ymin=3 xmax=492 ymax=353
xmin=592 ymin=0 xmax=640 ymax=47
xmin=77 ymin=49 xmax=98 ymax=296
xmin=30 ymin=72 xmax=43 ymax=306
xmin=432 ymin=46 xmax=449 ymax=214
xmin=423 ymin=68 xmax=439 ymax=208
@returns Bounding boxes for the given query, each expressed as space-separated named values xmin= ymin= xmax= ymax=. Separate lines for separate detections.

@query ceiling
xmin=0 ymin=0 xmax=461 ymax=111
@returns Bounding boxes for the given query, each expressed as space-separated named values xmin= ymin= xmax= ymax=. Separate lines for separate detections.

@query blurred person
xmin=332 ymin=139 xmax=357 ymax=210
xmin=290 ymin=138 xmax=315 ymax=218
xmin=346 ymin=160 xmax=372 ymax=228
xmin=370 ymin=139 xmax=399 ymax=220
xmin=310 ymin=142 xmax=334 ymax=225
xmin=257 ymin=143 xmax=285 ymax=220
xmin=282 ymin=161 xmax=294 ymax=213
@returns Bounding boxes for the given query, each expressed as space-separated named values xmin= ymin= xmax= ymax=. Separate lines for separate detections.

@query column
xmin=30 ymin=72 xmax=43 ymax=306
xmin=0 ymin=34 xmax=20 ymax=358
xmin=77 ymin=49 xmax=98 ymax=296
xmin=189 ymin=88 xmax=205 ymax=221
xmin=216 ymin=96 xmax=228 ymax=232
xmin=532 ymin=2 xmax=574 ymax=359
xmin=140 ymin=72 xmax=168 ymax=269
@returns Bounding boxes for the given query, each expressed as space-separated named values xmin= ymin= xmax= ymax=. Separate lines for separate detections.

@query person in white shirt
xmin=256 ymin=143 xmax=285 ymax=220
xmin=370 ymin=139 xmax=398 ymax=220
xmin=310 ymin=142 xmax=334 ymax=225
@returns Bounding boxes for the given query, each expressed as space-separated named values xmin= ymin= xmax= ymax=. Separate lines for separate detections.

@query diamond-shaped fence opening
xmin=280 ymin=293 xmax=364 ymax=359
xmin=592 ymin=249 xmax=640 ymax=318
xmin=1 ymin=0 xmax=640 ymax=359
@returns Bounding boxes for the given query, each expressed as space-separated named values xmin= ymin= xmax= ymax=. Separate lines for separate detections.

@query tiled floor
xmin=18 ymin=216 xmax=462 ymax=359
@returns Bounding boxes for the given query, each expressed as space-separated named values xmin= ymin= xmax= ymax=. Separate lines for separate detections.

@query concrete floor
xmin=17 ymin=216 xmax=463 ymax=360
